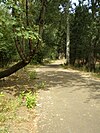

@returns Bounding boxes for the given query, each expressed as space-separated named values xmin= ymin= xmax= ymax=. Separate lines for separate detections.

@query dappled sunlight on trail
xmin=0 ymin=60 xmax=100 ymax=133
xmin=35 ymin=60 xmax=100 ymax=133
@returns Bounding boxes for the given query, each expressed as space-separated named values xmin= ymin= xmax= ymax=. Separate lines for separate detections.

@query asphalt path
xmin=35 ymin=61 xmax=100 ymax=133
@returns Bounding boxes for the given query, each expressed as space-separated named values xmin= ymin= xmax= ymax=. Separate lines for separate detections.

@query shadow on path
xmin=36 ymin=63 xmax=100 ymax=133
xmin=35 ymin=64 xmax=100 ymax=103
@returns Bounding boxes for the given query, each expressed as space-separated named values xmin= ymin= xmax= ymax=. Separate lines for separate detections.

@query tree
xmin=87 ymin=0 xmax=100 ymax=72
xmin=0 ymin=0 xmax=99 ymax=78
xmin=69 ymin=0 xmax=100 ymax=72
xmin=0 ymin=2 xmax=17 ymax=67
xmin=70 ymin=4 xmax=92 ymax=66
xmin=0 ymin=0 xmax=39 ymax=79
xmin=64 ymin=0 xmax=70 ymax=64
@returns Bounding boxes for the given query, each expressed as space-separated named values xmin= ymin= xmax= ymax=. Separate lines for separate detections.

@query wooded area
xmin=0 ymin=0 xmax=100 ymax=78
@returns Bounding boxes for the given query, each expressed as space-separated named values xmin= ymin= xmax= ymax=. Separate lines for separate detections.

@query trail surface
xmin=35 ymin=60 xmax=100 ymax=133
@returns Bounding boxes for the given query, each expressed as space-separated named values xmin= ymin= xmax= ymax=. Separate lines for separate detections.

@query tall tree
xmin=0 ymin=0 xmax=39 ymax=79
xmin=64 ymin=0 xmax=70 ymax=64
xmin=87 ymin=0 xmax=100 ymax=72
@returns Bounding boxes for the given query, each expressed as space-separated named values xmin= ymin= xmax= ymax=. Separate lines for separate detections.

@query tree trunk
xmin=26 ymin=0 xmax=29 ymax=26
xmin=65 ymin=0 xmax=70 ymax=65
xmin=0 ymin=61 xmax=29 ymax=79
xmin=88 ymin=0 xmax=97 ymax=72
xmin=37 ymin=0 xmax=47 ymax=47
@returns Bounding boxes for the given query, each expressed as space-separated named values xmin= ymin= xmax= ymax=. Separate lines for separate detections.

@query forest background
xmin=0 ymin=0 xmax=100 ymax=79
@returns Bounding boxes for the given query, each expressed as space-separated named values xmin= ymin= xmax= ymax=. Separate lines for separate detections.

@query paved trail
xmin=35 ymin=61 xmax=100 ymax=133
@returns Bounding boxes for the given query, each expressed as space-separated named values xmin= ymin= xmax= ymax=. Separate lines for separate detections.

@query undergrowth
xmin=0 ymin=90 xmax=36 ymax=132
xmin=92 ymin=73 xmax=100 ymax=78
xmin=0 ymin=66 xmax=47 ymax=132
xmin=0 ymin=92 xmax=19 ymax=123
xmin=29 ymin=71 xmax=37 ymax=79
xmin=19 ymin=91 xmax=36 ymax=108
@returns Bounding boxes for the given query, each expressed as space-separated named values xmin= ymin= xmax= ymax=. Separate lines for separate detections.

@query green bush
xmin=25 ymin=92 xmax=36 ymax=108
xmin=19 ymin=91 xmax=36 ymax=109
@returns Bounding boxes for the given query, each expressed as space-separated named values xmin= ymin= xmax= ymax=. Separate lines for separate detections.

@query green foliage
xmin=0 ymin=0 xmax=39 ymax=68
xmin=70 ymin=5 xmax=91 ymax=60
xmin=0 ymin=91 xmax=36 ymax=132
xmin=19 ymin=91 xmax=36 ymax=109
xmin=93 ymin=73 xmax=100 ymax=79
xmin=32 ymin=49 xmax=44 ymax=64
xmin=0 ymin=4 xmax=17 ymax=67
xmin=15 ymin=26 xmax=40 ymax=41
xmin=35 ymin=81 xmax=46 ymax=90
xmin=29 ymin=71 xmax=37 ymax=79
xmin=25 ymin=92 xmax=36 ymax=108
xmin=70 ymin=3 xmax=100 ymax=72
xmin=0 ymin=0 xmax=99 ymax=73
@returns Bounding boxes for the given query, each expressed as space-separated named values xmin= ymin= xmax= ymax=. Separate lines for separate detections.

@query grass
xmin=29 ymin=71 xmax=37 ymax=79
xmin=0 ymin=127 xmax=9 ymax=133
xmin=0 ymin=92 xmax=20 ymax=132
xmin=19 ymin=91 xmax=37 ymax=109
xmin=0 ymin=92 xmax=20 ymax=124
xmin=0 ymin=65 xmax=45 ymax=132
xmin=34 ymin=81 xmax=46 ymax=90
xmin=0 ymin=90 xmax=37 ymax=132
xmin=92 ymin=73 xmax=100 ymax=79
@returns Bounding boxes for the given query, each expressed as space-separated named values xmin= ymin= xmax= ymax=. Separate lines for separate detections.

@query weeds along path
xmin=0 ymin=68 xmax=37 ymax=133
xmin=35 ymin=60 xmax=100 ymax=133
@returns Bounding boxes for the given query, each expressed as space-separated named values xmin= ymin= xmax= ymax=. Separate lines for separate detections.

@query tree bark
xmin=88 ymin=0 xmax=97 ymax=72
xmin=65 ymin=0 xmax=70 ymax=65
xmin=0 ymin=61 xmax=29 ymax=79
xmin=37 ymin=0 xmax=47 ymax=47
xmin=26 ymin=0 xmax=29 ymax=26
